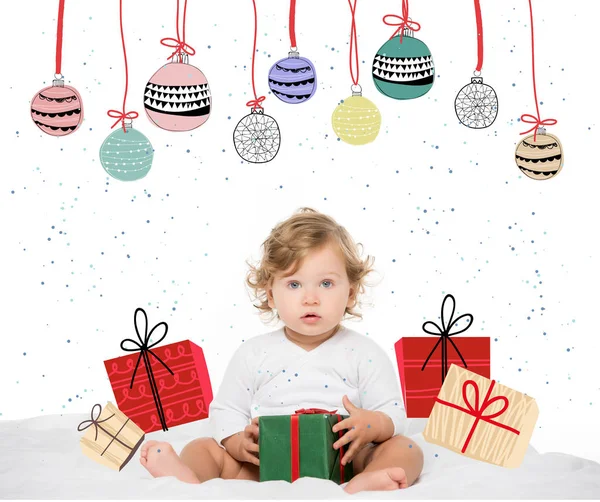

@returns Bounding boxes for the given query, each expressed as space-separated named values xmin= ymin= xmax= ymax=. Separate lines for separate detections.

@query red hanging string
xmin=474 ymin=0 xmax=483 ymax=72
xmin=382 ymin=0 xmax=421 ymax=44
xmin=245 ymin=0 xmax=265 ymax=110
xmin=347 ymin=0 xmax=359 ymax=86
xmin=107 ymin=0 xmax=139 ymax=132
xmin=160 ymin=0 xmax=196 ymax=60
xmin=55 ymin=0 xmax=65 ymax=76
xmin=289 ymin=0 xmax=297 ymax=48
xmin=520 ymin=0 xmax=556 ymax=141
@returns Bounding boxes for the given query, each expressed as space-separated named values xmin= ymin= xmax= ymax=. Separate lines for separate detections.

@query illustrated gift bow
xmin=290 ymin=408 xmax=346 ymax=483
xmin=421 ymin=294 xmax=474 ymax=384
xmin=77 ymin=403 xmax=135 ymax=456
xmin=434 ymin=378 xmax=520 ymax=453
xmin=120 ymin=308 xmax=174 ymax=432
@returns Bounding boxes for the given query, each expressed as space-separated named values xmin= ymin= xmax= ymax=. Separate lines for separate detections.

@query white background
xmin=1 ymin=0 xmax=599 ymax=464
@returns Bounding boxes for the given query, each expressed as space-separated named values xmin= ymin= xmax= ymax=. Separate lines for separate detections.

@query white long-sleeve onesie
xmin=209 ymin=325 xmax=407 ymax=447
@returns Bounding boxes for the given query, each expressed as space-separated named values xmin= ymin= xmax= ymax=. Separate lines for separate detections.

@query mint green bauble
xmin=372 ymin=35 xmax=434 ymax=100
xmin=99 ymin=126 xmax=154 ymax=181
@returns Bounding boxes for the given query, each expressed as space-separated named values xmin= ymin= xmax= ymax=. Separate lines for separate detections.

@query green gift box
xmin=259 ymin=408 xmax=354 ymax=483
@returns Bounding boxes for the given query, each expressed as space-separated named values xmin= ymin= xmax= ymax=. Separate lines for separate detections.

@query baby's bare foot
xmin=139 ymin=440 xmax=200 ymax=484
xmin=343 ymin=467 xmax=408 ymax=494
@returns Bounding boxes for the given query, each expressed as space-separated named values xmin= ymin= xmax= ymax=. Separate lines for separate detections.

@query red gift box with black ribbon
xmin=394 ymin=294 xmax=490 ymax=418
xmin=104 ymin=308 xmax=213 ymax=433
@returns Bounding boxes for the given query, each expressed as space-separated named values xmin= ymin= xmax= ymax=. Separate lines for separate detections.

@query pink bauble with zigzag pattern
xmin=144 ymin=62 xmax=211 ymax=132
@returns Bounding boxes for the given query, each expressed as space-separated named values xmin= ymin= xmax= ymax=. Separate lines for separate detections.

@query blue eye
xmin=321 ymin=280 xmax=333 ymax=288
xmin=288 ymin=281 xmax=300 ymax=289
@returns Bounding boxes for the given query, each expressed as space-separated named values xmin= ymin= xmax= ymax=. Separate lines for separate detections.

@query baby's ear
xmin=267 ymin=287 xmax=275 ymax=309
xmin=346 ymin=285 xmax=357 ymax=309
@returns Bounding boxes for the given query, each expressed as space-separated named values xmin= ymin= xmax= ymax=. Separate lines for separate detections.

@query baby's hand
xmin=331 ymin=395 xmax=382 ymax=466
xmin=238 ymin=417 xmax=260 ymax=466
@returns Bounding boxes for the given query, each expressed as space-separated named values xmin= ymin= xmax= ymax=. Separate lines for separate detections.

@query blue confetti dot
xmin=157 ymin=449 xmax=161 ymax=453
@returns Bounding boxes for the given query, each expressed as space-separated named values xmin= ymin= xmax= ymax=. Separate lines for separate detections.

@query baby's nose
xmin=302 ymin=293 xmax=320 ymax=305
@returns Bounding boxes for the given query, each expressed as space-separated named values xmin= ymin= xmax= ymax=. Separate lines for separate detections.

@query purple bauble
xmin=268 ymin=51 xmax=316 ymax=104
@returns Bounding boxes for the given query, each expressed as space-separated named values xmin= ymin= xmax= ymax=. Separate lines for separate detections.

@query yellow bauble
xmin=515 ymin=129 xmax=563 ymax=180
xmin=332 ymin=94 xmax=381 ymax=145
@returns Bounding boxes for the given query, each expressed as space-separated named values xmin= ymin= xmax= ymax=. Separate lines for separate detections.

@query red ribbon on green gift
xmin=290 ymin=408 xmax=346 ymax=483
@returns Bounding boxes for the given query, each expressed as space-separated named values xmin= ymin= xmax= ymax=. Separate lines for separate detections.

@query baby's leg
xmin=140 ymin=438 xmax=259 ymax=483
xmin=343 ymin=435 xmax=424 ymax=494
xmin=180 ymin=437 xmax=260 ymax=482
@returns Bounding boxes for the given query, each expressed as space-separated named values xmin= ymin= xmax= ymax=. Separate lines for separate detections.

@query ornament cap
xmin=53 ymin=79 xmax=65 ymax=88
xmin=351 ymin=84 xmax=362 ymax=97
xmin=537 ymin=126 xmax=546 ymax=135
xmin=403 ymin=26 xmax=414 ymax=39
xmin=288 ymin=47 xmax=300 ymax=58
xmin=471 ymin=76 xmax=483 ymax=84
xmin=171 ymin=53 xmax=189 ymax=64
xmin=250 ymin=108 xmax=265 ymax=115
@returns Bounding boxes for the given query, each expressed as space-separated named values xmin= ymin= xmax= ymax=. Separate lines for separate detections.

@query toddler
xmin=140 ymin=208 xmax=424 ymax=493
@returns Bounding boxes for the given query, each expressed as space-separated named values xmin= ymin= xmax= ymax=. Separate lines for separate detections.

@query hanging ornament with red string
xmin=332 ymin=0 xmax=381 ymax=146
xmin=144 ymin=0 xmax=211 ymax=131
xmin=455 ymin=0 xmax=498 ymax=129
xmin=233 ymin=0 xmax=281 ymax=163
xmin=372 ymin=0 xmax=434 ymax=100
xmin=31 ymin=0 xmax=84 ymax=136
xmin=99 ymin=0 xmax=154 ymax=181
xmin=268 ymin=0 xmax=317 ymax=104
xmin=515 ymin=0 xmax=563 ymax=180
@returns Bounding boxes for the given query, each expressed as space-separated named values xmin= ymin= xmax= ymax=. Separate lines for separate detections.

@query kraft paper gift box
xmin=78 ymin=402 xmax=145 ymax=471
xmin=259 ymin=408 xmax=354 ymax=483
xmin=104 ymin=307 xmax=213 ymax=433
xmin=423 ymin=364 xmax=539 ymax=468
xmin=395 ymin=294 xmax=490 ymax=418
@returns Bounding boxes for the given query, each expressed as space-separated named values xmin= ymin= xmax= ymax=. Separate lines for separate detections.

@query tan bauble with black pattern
xmin=515 ymin=129 xmax=563 ymax=180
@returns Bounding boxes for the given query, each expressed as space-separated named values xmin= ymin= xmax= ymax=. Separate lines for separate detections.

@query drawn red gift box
xmin=394 ymin=294 xmax=490 ymax=418
xmin=104 ymin=308 xmax=213 ymax=433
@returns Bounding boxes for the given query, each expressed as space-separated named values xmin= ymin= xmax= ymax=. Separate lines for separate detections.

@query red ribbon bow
xmin=160 ymin=37 xmax=196 ymax=60
xmin=294 ymin=408 xmax=337 ymax=415
xmin=246 ymin=95 xmax=266 ymax=111
xmin=434 ymin=378 xmax=520 ymax=454
xmin=519 ymin=114 xmax=557 ymax=141
xmin=107 ymin=110 xmax=139 ymax=132
xmin=383 ymin=0 xmax=421 ymax=44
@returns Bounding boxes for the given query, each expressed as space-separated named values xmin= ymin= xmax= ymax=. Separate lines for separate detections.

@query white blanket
xmin=1 ymin=414 xmax=599 ymax=499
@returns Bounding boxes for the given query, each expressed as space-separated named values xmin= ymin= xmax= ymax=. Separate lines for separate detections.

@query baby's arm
xmin=357 ymin=340 xmax=407 ymax=439
xmin=221 ymin=417 xmax=260 ymax=466
xmin=208 ymin=342 xmax=256 ymax=456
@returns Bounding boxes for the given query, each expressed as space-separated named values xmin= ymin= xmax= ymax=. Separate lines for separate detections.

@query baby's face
xmin=267 ymin=243 xmax=355 ymax=338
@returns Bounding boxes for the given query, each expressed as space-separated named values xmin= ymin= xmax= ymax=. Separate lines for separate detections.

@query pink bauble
xmin=144 ymin=62 xmax=211 ymax=131
xmin=30 ymin=81 xmax=83 ymax=136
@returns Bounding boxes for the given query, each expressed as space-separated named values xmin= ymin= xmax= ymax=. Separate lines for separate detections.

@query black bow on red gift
xmin=421 ymin=294 xmax=474 ymax=383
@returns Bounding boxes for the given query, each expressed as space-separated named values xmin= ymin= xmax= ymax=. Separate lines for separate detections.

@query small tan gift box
xmin=423 ymin=364 xmax=538 ymax=468
xmin=78 ymin=402 xmax=145 ymax=471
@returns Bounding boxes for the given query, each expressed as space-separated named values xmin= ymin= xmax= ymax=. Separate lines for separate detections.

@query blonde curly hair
xmin=246 ymin=208 xmax=375 ymax=324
